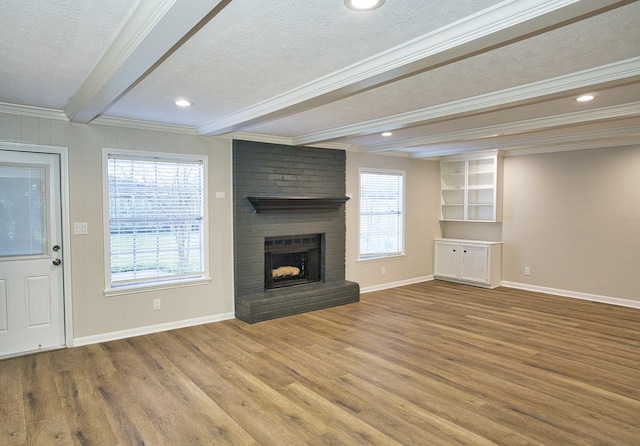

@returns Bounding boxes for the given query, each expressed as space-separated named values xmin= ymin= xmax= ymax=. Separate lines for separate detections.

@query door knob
xmin=52 ymin=258 xmax=61 ymax=266
xmin=53 ymin=245 xmax=61 ymax=252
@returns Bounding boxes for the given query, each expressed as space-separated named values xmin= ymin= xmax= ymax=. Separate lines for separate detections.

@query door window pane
xmin=0 ymin=164 xmax=47 ymax=257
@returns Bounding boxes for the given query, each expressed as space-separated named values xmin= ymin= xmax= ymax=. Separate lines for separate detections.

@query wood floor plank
xmin=2 ymin=280 xmax=639 ymax=445
xmin=285 ymin=382 xmax=405 ymax=446
xmin=102 ymin=336 xmax=231 ymax=445
xmin=21 ymin=353 xmax=62 ymax=425
xmin=221 ymin=360 xmax=330 ymax=441
xmin=132 ymin=334 xmax=272 ymax=446
xmin=92 ymin=370 xmax=167 ymax=446
xmin=0 ymin=358 xmax=26 ymax=445
xmin=25 ymin=414 xmax=73 ymax=446
xmin=57 ymin=368 xmax=119 ymax=445
xmin=334 ymin=373 xmax=543 ymax=446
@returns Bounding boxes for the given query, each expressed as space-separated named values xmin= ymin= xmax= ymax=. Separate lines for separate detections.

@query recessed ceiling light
xmin=175 ymin=99 xmax=192 ymax=107
xmin=381 ymin=131 xmax=393 ymax=137
xmin=576 ymin=94 xmax=594 ymax=102
xmin=344 ymin=0 xmax=385 ymax=11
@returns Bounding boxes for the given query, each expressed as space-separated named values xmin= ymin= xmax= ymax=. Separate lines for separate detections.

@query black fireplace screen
xmin=264 ymin=234 xmax=321 ymax=289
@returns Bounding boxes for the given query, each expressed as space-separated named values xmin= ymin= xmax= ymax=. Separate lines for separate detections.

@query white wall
xmin=345 ymin=152 xmax=441 ymax=291
xmin=0 ymin=113 xmax=235 ymax=343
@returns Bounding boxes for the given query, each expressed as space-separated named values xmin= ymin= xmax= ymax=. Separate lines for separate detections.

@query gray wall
xmin=345 ymin=152 xmax=440 ymax=291
xmin=502 ymin=146 xmax=640 ymax=302
xmin=0 ymin=113 xmax=235 ymax=343
xmin=2 ymin=109 xmax=638 ymax=344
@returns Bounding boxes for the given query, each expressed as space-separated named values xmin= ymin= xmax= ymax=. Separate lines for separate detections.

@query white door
xmin=460 ymin=243 xmax=489 ymax=284
xmin=0 ymin=150 xmax=65 ymax=357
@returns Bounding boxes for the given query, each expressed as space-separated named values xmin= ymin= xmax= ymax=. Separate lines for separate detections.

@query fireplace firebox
xmin=264 ymin=234 xmax=321 ymax=289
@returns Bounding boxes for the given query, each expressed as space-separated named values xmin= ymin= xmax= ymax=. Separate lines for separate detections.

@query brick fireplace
xmin=233 ymin=140 xmax=359 ymax=323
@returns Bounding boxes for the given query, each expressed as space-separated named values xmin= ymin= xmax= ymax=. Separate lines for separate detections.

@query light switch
xmin=216 ymin=191 xmax=226 ymax=199
xmin=74 ymin=222 xmax=88 ymax=235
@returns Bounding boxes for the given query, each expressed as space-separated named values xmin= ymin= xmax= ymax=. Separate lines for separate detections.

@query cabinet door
xmin=460 ymin=244 xmax=489 ymax=284
xmin=434 ymin=241 xmax=459 ymax=279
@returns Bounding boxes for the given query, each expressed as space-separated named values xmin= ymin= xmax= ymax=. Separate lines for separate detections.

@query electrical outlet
xmin=381 ymin=266 xmax=386 ymax=275
xmin=524 ymin=266 xmax=530 ymax=276
xmin=153 ymin=298 xmax=161 ymax=310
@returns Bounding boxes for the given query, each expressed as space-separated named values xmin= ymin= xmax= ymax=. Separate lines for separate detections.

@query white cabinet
xmin=434 ymin=238 xmax=502 ymax=288
xmin=440 ymin=153 xmax=502 ymax=222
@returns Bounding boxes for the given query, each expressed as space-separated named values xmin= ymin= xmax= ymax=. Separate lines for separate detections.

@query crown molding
xmin=363 ymin=150 xmax=412 ymax=158
xmin=92 ymin=115 xmax=197 ymax=135
xmin=310 ymin=142 xmax=355 ymax=151
xmin=228 ymin=132 xmax=354 ymax=151
xmin=0 ymin=102 xmax=67 ymax=120
xmin=294 ymin=57 xmax=640 ymax=145
xmin=0 ymin=101 xmax=200 ymax=135
xmin=366 ymin=102 xmax=640 ymax=153
xmin=196 ymin=0 xmax=627 ymax=136
xmin=0 ymin=103 xmax=372 ymax=147
xmin=503 ymin=137 xmax=640 ymax=157
xmin=227 ymin=132 xmax=293 ymax=146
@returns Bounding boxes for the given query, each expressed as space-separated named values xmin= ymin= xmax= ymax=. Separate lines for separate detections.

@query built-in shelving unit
xmin=440 ymin=152 xmax=502 ymax=222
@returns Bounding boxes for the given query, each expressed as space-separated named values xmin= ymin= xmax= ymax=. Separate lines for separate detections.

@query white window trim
xmin=358 ymin=167 xmax=406 ymax=262
xmin=102 ymin=148 xmax=210 ymax=295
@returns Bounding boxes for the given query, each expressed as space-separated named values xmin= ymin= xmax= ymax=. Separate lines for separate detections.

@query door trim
xmin=0 ymin=141 xmax=74 ymax=348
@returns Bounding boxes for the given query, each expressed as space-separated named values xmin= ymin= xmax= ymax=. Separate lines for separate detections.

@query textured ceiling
xmin=1 ymin=0 xmax=639 ymax=158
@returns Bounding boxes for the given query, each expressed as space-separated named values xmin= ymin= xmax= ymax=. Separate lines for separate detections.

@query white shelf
xmin=440 ymin=153 xmax=502 ymax=222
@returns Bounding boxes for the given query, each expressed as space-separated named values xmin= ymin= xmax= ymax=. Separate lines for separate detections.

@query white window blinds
xmin=106 ymin=153 xmax=205 ymax=288
xmin=359 ymin=169 xmax=404 ymax=259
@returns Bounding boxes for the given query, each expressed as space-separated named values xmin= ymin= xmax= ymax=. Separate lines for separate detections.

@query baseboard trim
xmin=72 ymin=312 xmax=236 ymax=347
xmin=360 ymin=275 xmax=433 ymax=294
xmin=72 ymin=280 xmax=639 ymax=346
xmin=501 ymin=281 xmax=640 ymax=310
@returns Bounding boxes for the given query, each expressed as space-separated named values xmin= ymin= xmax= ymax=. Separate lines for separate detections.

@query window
xmin=103 ymin=149 xmax=207 ymax=291
xmin=359 ymin=168 xmax=404 ymax=259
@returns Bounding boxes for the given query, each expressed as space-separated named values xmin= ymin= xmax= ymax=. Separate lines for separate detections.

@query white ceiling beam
xmin=408 ymin=135 xmax=640 ymax=159
xmin=293 ymin=57 xmax=640 ymax=146
xmin=408 ymin=124 xmax=640 ymax=158
xmin=197 ymin=0 xmax=630 ymax=136
xmin=64 ymin=0 xmax=231 ymax=123
xmin=365 ymin=102 xmax=640 ymax=153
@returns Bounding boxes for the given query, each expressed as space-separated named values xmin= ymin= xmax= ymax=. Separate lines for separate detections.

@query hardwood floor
xmin=2 ymin=280 xmax=639 ymax=445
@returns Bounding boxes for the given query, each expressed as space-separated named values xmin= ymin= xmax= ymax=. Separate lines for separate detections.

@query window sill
xmin=104 ymin=277 xmax=211 ymax=297
xmin=357 ymin=253 xmax=406 ymax=263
